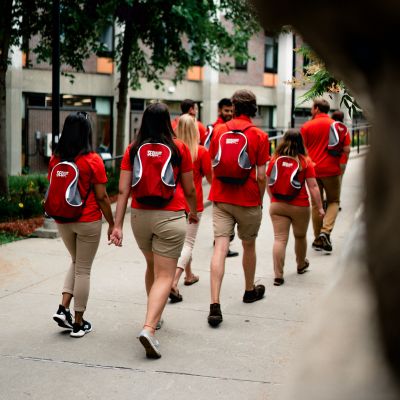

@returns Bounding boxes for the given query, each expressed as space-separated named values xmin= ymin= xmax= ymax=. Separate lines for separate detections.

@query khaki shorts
xmin=212 ymin=202 xmax=262 ymax=241
xmin=131 ymin=209 xmax=186 ymax=259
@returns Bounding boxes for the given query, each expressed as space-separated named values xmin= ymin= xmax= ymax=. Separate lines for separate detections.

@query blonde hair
xmin=175 ymin=114 xmax=199 ymax=161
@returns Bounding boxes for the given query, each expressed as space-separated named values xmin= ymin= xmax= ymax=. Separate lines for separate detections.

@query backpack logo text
xmin=147 ymin=150 xmax=163 ymax=157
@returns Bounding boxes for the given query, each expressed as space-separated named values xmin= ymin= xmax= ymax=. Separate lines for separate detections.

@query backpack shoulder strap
xmin=74 ymin=154 xmax=93 ymax=205
xmin=225 ymin=121 xmax=254 ymax=132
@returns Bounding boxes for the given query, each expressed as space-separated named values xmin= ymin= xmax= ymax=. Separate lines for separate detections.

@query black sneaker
xmin=208 ymin=303 xmax=223 ymax=327
xmin=243 ymin=284 xmax=265 ymax=303
xmin=319 ymin=232 xmax=332 ymax=252
xmin=53 ymin=304 xmax=73 ymax=330
xmin=226 ymin=248 xmax=239 ymax=258
xmin=312 ymin=236 xmax=324 ymax=251
xmin=70 ymin=320 xmax=92 ymax=338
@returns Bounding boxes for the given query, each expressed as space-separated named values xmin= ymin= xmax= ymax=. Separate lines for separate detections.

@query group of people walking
xmin=47 ymin=91 xmax=350 ymax=358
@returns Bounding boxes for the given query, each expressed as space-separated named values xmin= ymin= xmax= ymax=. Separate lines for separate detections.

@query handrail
xmin=102 ymin=124 xmax=372 ymax=162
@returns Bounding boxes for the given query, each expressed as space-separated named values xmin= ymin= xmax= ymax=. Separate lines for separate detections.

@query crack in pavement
xmin=1 ymin=354 xmax=280 ymax=385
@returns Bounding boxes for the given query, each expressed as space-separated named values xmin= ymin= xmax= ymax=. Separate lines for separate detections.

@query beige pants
xmin=131 ymin=209 xmax=186 ymax=259
xmin=212 ymin=202 xmax=262 ymax=241
xmin=311 ymin=175 xmax=341 ymax=238
xmin=57 ymin=220 xmax=102 ymax=312
xmin=269 ymin=202 xmax=310 ymax=278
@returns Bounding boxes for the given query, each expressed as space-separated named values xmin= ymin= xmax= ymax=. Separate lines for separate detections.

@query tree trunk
xmin=115 ymin=21 xmax=135 ymax=158
xmin=0 ymin=68 xmax=8 ymax=196
xmin=0 ymin=0 xmax=12 ymax=196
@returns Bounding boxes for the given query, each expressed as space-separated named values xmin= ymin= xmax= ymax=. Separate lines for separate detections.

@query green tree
xmin=0 ymin=0 xmax=259 ymax=196
xmin=107 ymin=0 xmax=259 ymax=156
xmin=0 ymin=0 xmax=109 ymax=195
xmin=0 ymin=1 xmax=43 ymax=195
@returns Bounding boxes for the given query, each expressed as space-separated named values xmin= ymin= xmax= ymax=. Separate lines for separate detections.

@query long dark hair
xmin=275 ymin=129 xmax=307 ymax=158
xmin=55 ymin=112 xmax=93 ymax=161
xmin=130 ymin=102 xmax=181 ymax=165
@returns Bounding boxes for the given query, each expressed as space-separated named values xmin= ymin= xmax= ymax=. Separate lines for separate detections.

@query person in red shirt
xmin=171 ymin=99 xmax=207 ymax=144
xmin=266 ymin=129 xmax=325 ymax=286
xmin=213 ymin=98 xmax=234 ymax=127
xmin=300 ymin=98 xmax=351 ymax=252
xmin=206 ymin=98 xmax=239 ymax=258
xmin=331 ymin=110 xmax=350 ymax=211
xmin=110 ymin=103 xmax=198 ymax=359
xmin=49 ymin=112 xmax=114 ymax=338
xmin=207 ymin=89 xmax=270 ymax=327
xmin=169 ymin=114 xmax=212 ymax=302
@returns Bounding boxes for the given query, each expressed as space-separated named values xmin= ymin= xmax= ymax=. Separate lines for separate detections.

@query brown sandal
xmin=169 ymin=289 xmax=183 ymax=303
xmin=184 ymin=275 xmax=199 ymax=286
xmin=297 ymin=259 xmax=310 ymax=274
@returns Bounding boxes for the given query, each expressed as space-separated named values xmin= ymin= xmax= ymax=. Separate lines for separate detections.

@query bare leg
xmin=172 ymin=267 xmax=184 ymax=292
xmin=144 ymin=253 xmax=177 ymax=335
xmin=242 ymin=239 xmax=257 ymax=291
xmin=210 ymin=236 xmax=230 ymax=304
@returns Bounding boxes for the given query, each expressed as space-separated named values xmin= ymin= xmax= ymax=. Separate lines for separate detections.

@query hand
xmin=188 ymin=211 xmax=199 ymax=224
xmin=109 ymin=227 xmax=123 ymax=247
xmin=318 ymin=208 xmax=325 ymax=218
xmin=107 ymin=224 xmax=114 ymax=241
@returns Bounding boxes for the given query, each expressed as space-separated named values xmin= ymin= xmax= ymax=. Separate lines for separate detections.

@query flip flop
xmin=274 ymin=278 xmax=284 ymax=286
xmin=184 ymin=275 xmax=199 ymax=286
xmin=169 ymin=289 xmax=183 ymax=303
xmin=297 ymin=259 xmax=310 ymax=275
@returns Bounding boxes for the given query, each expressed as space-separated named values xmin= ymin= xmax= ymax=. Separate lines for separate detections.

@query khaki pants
xmin=269 ymin=202 xmax=310 ymax=278
xmin=57 ymin=220 xmax=102 ymax=312
xmin=311 ymin=175 xmax=341 ymax=238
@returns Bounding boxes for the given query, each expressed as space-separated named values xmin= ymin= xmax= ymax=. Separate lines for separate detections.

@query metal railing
xmin=267 ymin=124 xmax=371 ymax=155
xmin=101 ymin=124 xmax=371 ymax=172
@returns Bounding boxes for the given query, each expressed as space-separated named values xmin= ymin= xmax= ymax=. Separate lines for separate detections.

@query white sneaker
xmin=70 ymin=320 xmax=92 ymax=338
xmin=137 ymin=329 xmax=161 ymax=359
xmin=53 ymin=305 xmax=73 ymax=330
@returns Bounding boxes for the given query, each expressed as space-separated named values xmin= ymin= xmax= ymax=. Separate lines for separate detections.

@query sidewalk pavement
xmin=2 ymin=150 xmax=392 ymax=400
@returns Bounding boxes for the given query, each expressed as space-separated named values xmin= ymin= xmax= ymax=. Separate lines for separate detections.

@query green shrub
xmin=0 ymin=175 xmax=48 ymax=222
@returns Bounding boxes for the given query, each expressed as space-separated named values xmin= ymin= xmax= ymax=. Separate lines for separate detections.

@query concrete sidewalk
xmin=0 ymin=154 xmax=379 ymax=400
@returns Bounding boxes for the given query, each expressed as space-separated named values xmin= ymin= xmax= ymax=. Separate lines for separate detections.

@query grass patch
xmin=0 ymin=231 xmax=22 ymax=245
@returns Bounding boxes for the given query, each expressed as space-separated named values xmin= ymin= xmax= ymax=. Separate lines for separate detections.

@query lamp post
xmin=52 ymin=0 xmax=60 ymax=150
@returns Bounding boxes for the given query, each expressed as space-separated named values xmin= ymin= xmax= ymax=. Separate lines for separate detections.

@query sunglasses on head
xmin=77 ymin=111 xmax=89 ymax=119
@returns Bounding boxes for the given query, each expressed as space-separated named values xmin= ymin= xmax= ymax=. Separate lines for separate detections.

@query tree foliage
xmin=289 ymin=44 xmax=362 ymax=118
xmin=1 ymin=0 xmax=261 ymax=180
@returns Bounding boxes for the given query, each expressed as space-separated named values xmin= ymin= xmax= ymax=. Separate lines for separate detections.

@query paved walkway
xmin=0 ymin=151 xmax=379 ymax=400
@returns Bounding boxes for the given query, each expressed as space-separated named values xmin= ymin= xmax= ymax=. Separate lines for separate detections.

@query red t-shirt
xmin=208 ymin=115 xmax=270 ymax=207
xmin=171 ymin=116 xmax=207 ymax=145
xmin=120 ymin=139 xmax=193 ymax=211
xmin=212 ymin=116 xmax=224 ymax=127
xmin=300 ymin=113 xmax=351 ymax=178
xmin=190 ymin=145 xmax=211 ymax=212
xmin=267 ymin=155 xmax=316 ymax=207
xmin=48 ymin=152 xmax=107 ymax=223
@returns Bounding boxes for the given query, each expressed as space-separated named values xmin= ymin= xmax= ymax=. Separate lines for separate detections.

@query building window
xmin=98 ymin=25 xmax=114 ymax=57
xmin=264 ymin=35 xmax=278 ymax=73
xmin=235 ymin=43 xmax=248 ymax=70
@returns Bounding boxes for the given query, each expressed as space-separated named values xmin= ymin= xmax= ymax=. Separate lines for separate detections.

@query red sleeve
xmin=256 ymin=131 xmax=270 ymax=165
xmin=305 ymin=163 xmax=316 ymax=178
xmin=90 ymin=153 xmax=108 ymax=184
xmin=178 ymin=141 xmax=193 ymax=173
xmin=198 ymin=121 xmax=207 ymax=145
xmin=199 ymin=146 xmax=212 ymax=176
xmin=120 ymin=145 xmax=133 ymax=171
